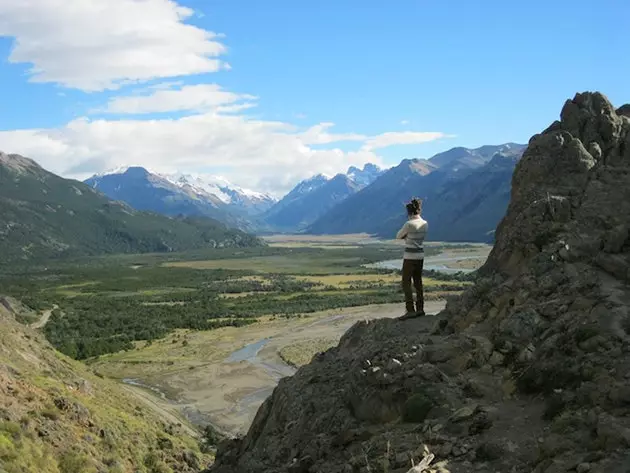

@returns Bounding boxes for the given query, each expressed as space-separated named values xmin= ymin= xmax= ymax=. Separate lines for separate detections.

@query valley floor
xmin=94 ymin=301 xmax=447 ymax=437
xmin=1 ymin=235 xmax=489 ymax=440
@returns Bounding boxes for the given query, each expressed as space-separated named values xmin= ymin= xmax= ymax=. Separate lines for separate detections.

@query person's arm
xmin=396 ymin=222 xmax=409 ymax=240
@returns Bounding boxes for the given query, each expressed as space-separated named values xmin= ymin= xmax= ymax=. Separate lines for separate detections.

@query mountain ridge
xmin=262 ymin=163 xmax=384 ymax=231
xmin=0 ymin=153 xmax=263 ymax=264
xmin=307 ymin=144 xmax=526 ymax=241
xmin=85 ymin=167 xmax=276 ymax=225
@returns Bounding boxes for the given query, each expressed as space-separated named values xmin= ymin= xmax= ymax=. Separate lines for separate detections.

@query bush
xmin=403 ymin=393 xmax=434 ymax=423
xmin=59 ymin=450 xmax=98 ymax=473
xmin=200 ymin=424 xmax=225 ymax=452
xmin=144 ymin=452 xmax=172 ymax=473
xmin=40 ymin=407 xmax=60 ymax=421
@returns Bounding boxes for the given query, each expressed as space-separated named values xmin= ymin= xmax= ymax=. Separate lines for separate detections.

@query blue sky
xmin=0 ymin=0 xmax=628 ymax=194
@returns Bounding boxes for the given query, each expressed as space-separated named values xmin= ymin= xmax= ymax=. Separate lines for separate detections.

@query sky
xmin=0 ymin=1 xmax=628 ymax=196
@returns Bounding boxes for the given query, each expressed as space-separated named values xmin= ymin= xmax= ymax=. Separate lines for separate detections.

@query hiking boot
xmin=399 ymin=311 xmax=419 ymax=320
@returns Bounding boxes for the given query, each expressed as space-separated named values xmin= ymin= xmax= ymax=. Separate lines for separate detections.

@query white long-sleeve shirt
xmin=397 ymin=216 xmax=428 ymax=260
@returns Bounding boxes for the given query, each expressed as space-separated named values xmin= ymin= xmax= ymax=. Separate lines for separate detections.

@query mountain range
xmin=308 ymin=143 xmax=526 ymax=241
xmin=0 ymin=153 xmax=263 ymax=264
xmin=262 ymin=163 xmax=384 ymax=231
xmin=4 ymin=142 xmax=527 ymax=251
xmin=85 ymin=163 xmax=385 ymax=234
xmin=85 ymin=167 xmax=276 ymax=232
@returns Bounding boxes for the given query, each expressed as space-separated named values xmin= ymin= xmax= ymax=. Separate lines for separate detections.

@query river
xmin=119 ymin=245 xmax=490 ymax=435
xmin=366 ymin=244 xmax=491 ymax=274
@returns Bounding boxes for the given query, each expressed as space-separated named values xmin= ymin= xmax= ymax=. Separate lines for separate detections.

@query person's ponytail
xmin=406 ymin=198 xmax=422 ymax=215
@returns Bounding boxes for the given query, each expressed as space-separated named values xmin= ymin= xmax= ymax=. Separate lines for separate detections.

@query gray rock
xmin=450 ymin=404 xmax=478 ymax=423
xmin=603 ymin=225 xmax=629 ymax=254
xmin=576 ymin=463 xmax=591 ymax=473
xmin=488 ymin=351 xmax=505 ymax=366
xmin=387 ymin=358 xmax=403 ymax=371
xmin=208 ymin=93 xmax=630 ymax=473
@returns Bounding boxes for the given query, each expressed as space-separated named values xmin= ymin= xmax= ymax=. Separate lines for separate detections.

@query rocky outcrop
xmin=208 ymin=92 xmax=630 ymax=473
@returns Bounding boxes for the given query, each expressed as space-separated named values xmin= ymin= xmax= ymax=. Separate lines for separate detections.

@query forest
xmin=0 ymin=244 xmax=475 ymax=359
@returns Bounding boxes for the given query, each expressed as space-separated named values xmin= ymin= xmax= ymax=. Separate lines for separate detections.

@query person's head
xmin=405 ymin=198 xmax=422 ymax=217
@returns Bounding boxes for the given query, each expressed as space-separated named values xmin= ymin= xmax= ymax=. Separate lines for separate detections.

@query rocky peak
xmin=209 ymin=93 xmax=630 ymax=473
xmin=482 ymin=91 xmax=629 ymax=277
xmin=0 ymin=152 xmax=41 ymax=174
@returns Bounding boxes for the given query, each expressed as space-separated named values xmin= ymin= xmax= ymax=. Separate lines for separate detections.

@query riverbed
xmin=367 ymin=243 xmax=492 ymax=274
xmin=115 ymin=244 xmax=491 ymax=436
xmin=120 ymin=301 xmax=445 ymax=437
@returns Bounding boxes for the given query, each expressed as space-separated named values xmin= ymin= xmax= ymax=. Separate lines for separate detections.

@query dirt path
xmin=30 ymin=304 xmax=58 ymax=329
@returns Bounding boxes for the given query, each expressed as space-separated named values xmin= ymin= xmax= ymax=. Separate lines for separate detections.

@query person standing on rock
xmin=396 ymin=198 xmax=428 ymax=319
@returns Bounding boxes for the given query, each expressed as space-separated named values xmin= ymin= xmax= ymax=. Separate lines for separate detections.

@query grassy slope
xmin=0 ymin=154 xmax=262 ymax=265
xmin=0 ymin=301 xmax=210 ymax=473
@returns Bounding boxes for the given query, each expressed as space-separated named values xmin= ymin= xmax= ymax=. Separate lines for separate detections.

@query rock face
xmin=208 ymin=92 xmax=630 ymax=473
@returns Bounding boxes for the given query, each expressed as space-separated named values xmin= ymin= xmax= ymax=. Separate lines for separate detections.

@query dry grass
xmin=267 ymin=242 xmax=361 ymax=249
xmin=296 ymin=274 xmax=468 ymax=289
xmin=278 ymin=338 xmax=338 ymax=367
xmin=163 ymin=255 xmax=365 ymax=274
xmin=262 ymin=233 xmax=375 ymax=243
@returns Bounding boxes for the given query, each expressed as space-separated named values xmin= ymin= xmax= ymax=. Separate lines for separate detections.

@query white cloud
xmin=104 ymin=84 xmax=257 ymax=114
xmin=0 ymin=115 xmax=449 ymax=197
xmin=362 ymin=131 xmax=451 ymax=151
xmin=0 ymin=0 xmax=453 ymax=196
xmin=300 ymin=123 xmax=366 ymax=145
xmin=0 ymin=0 xmax=228 ymax=91
xmin=401 ymin=120 xmax=410 ymax=125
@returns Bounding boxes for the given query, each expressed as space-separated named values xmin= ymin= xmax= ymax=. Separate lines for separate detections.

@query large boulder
xmin=208 ymin=92 xmax=630 ymax=473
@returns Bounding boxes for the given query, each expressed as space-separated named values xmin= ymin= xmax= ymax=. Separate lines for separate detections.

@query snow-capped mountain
xmin=346 ymin=163 xmax=383 ymax=187
xmin=160 ymin=173 xmax=277 ymax=214
xmin=84 ymin=167 xmax=277 ymax=232
xmin=262 ymin=163 xmax=383 ymax=231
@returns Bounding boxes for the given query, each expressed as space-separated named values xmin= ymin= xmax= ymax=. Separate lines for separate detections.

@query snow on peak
xmin=345 ymin=162 xmax=382 ymax=187
xmin=95 ymin=165 xmax=135 ymax=177
xmin=160 ymin=172 xmax=276 ymax=205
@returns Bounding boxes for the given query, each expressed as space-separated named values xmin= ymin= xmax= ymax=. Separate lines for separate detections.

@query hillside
xmin=307 ymin=145 xmax=525 ymax=242
xmin=84 ymin=167 xmax=271 ymax=232
xmin=0 ymin=153 xmax=262 ymax=264
xmin=85 ymin=166 xmax=276 ymax=225
xmin=209 ymin=92 xmax=630 ymax=473
xmin=0 ymin=296 xmax=209 ymax=472
xmin=429 ymin=143 xmax=525 ymax=170
xmin=376 ymin=152 xmax=521 ymax=241
xmin=263 ymin=164 xmax=384 ymax=231
xmin=264 ymin=174 xmax=360 ymax=231
xmin=306 ymin=158 xmax=440 ymax=235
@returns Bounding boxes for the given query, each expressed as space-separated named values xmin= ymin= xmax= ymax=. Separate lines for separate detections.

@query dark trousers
xmin=402 ymin=258 xmax=424 ymax=313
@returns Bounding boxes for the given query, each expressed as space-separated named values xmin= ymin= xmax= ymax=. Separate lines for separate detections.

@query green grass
xmin=0 ymin=244 xmax=478 ymax=360
xmin=0 ymin=313 xmax=210 ymax=473
xmin=166 ymin=254 xmax=376 ymax=274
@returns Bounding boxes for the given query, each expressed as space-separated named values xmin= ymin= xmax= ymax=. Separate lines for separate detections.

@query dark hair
xmin=406 ymin=198 xmax=422 ymax=216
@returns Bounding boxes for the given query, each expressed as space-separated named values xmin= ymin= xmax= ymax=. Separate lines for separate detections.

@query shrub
xmin=403 ymin=394 xmax=434 ymax=423
xmin=59 ymin=451 xmax=98 ymax=473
